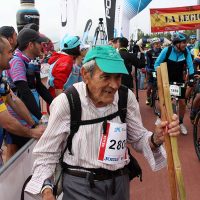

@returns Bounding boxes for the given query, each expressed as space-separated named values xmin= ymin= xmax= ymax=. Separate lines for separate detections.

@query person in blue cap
xmin=187 ymin=34 xmax=196 ymax=57
xmin=26 ymin=45 xmax=180 ymax=200
xmin=155 ymin=32 xmax=194 ymax=135
xmin=145 ymin=37 xmax=162 ymax=105
xmin=47 ymin=35 xmax=81 ymax=98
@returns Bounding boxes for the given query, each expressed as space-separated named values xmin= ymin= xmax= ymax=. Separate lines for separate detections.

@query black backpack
xmin=63 ymin=85 xmax=142 ymax=181
xmin=64 ymin=85 xmax=128 ymax=155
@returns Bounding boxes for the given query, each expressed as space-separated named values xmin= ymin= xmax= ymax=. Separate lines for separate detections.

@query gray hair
xmin=82 ymin=59 xmax=96 ymax=77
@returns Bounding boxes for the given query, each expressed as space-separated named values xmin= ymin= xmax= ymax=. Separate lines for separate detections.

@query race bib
xmin=170 ymin=85 xmax=181 ymax=97
xmin=152 ymin=71 xmax=157 ymax=78
xmin=98 ymin=121 xmax=128 ymax=165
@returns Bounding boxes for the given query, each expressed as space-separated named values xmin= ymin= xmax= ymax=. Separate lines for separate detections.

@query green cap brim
xmin=96 ymin=58 xmax=128 ymax=74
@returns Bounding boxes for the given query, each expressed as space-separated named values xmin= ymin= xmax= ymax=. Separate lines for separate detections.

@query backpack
xmin=61 ymin=85 xmax=142 ymax=180
xmin=63 ymin=65 xmax=82 ymax=90
xmin=47 ymin=60 xmax=81 ymax=90
xmin=165 ymin=46 xmax=188 ymax=61
xmin=47 ymin=60 xmax=59 ymax=88
xmin=53 ymin=86 xmax=142 ymax=196
xmin=64 ymin=85 xmax=129 ymax=155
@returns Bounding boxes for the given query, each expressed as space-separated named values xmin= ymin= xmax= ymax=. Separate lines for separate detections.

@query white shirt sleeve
xmin=25 ymin=93 xmax=70 ymax=194
xmin=126 ymin=90 xmax=167 ymax=171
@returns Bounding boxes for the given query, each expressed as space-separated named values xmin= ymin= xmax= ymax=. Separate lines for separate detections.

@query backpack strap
xmin=64 ymin=85 xmax=81 ymax=156
xmin=48 ymin=59 xmax=59 ymax=87
xmin=118 ymin=85 xmax=128 ymax=123
xmin=63 ymin=85 xmax=129 ymax=155
xmin=183 ymin=49 xmax=188 ymax=59
xmin=164 ymin=46 xmax=172 ymax=62
xmin=20 ymin=175 xmax=32 ymax=200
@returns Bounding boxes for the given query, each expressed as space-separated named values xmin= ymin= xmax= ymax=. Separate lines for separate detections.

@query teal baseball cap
xmin=61 ymin=35 xmax=81 ymax=50
xmin=83 ymin=45 xmax=128 ymax=74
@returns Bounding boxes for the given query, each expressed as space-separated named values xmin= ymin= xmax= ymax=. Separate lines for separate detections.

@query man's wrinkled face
xmin=0 ymin=38 xmax=13 ymax=70
xmin=81 ymin=65 xmax=122 ymax=107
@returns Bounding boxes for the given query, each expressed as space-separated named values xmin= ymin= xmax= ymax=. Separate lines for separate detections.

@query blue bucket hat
xmin=83 ymin=45 xmax=128 ymax=74
xmin=61 ymin=35 xmax=81 ymax=50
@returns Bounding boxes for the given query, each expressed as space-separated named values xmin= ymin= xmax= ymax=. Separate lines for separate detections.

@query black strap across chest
xmin=62 ymin=85 xmax=128 ymax=156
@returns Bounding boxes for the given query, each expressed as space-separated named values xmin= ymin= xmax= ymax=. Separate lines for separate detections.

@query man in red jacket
xmin=48 ymin=36 xmax=81 ymax=98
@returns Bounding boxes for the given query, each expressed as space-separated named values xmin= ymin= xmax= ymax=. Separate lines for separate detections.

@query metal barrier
xmin=0 ymin=139 xmax=36 ymax=200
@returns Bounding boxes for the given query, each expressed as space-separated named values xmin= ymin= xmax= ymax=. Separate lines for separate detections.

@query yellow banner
xmin=150 ymin=5 xmax=200 ymax=32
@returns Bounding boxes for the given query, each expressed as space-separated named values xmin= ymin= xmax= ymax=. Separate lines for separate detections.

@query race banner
xmin=104 ymin=0 xmax=116 ymax=40
xmin=150 ymin=5 xmax=200 ymax=32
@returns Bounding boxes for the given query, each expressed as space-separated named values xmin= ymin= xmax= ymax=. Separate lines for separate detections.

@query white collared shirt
xmin=25 ymin=81 xmax=166 ymax=195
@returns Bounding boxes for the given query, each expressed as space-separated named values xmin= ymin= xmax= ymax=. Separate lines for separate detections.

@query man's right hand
xmin=29 ymin=125 xmax=46 ymax=139
xmin=42 ymin=188 xmax=55 ymax=200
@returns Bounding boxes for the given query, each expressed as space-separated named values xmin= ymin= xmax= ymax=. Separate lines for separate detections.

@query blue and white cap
xmin=61 ymin=35 xmax=81 ymax=50
xmin=171 ymin=32 xmax=187 ymax=44
xmin=189 ymin=35 xmax=196 ymax=40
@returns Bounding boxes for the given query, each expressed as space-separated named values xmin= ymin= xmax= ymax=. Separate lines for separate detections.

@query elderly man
xmin=0 ymin=36 xmax=45 ymax=162
xmin=25 ymin=46 xmax=180 ymax=200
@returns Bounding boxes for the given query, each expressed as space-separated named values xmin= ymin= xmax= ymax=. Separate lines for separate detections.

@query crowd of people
xmin=0 ymin=22 xmax=199 ymax=200
xmin=110 ymin=33 xmax=199 ymax=135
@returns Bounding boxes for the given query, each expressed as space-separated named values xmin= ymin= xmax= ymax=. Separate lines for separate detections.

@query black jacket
xmin=118 ymin=48 xmax=145 ymax=89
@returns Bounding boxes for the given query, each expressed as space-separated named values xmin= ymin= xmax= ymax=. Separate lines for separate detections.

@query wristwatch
xmin=42 ymin=179 xmax=54 ymax=188
xmin=41 ymin=179 xmax=54 ymax=194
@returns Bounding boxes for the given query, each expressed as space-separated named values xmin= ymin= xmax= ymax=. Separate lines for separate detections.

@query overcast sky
xmin=0 ymin=0 xmax=198 ymax=42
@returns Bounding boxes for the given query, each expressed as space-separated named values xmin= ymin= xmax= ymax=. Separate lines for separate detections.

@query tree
xmin=183 ymin=30 xmax=196 ymax=37
xmin=136 ymin=29 xmax=197 ymax=41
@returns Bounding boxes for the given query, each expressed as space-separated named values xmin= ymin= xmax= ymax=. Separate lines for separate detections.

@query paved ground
xmin=130 ymin=90 xmax=200 ymax=200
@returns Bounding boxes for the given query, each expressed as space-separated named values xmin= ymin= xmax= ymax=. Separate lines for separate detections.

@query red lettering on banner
xmin=150 ymin=5 xmax=200 ymax=32
xmin=151 ymin=23 xmax=200 ymax=32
